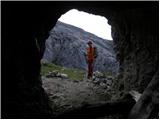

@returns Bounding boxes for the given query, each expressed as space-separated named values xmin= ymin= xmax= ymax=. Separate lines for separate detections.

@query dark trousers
xmin=88 ymin=61 xmax=93 ymax=79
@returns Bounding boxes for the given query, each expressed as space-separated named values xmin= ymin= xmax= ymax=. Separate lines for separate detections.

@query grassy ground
xmin=41 ymin=62 xmax=86 ymax=80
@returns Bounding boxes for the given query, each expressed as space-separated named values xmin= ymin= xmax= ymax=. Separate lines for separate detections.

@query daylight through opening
xmin=41 ymin=8 xmax=119 ymax=81
xmin=59 ymin=9 xmax=112 ymax=40
xmin=41 ymin=9 xmax=119 ymax=116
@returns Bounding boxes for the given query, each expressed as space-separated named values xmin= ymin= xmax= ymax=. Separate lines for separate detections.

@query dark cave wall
xmin=3 ymin=1 xmax=158 ymax=118
xmin=3 ymin=2 xmax=74 ymax=118
xmin=108 ymin=5 xmax=159 ymax=118
xmin=3 ymin=3 xmax=63 ymax=118
xmin=110 ymin=6 xmax=159 ymax=93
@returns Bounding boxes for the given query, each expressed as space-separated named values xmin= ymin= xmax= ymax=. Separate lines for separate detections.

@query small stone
xmin=57 ymin=73 xmax=61 ymax=77
xmin=107 ymin=80 xmax=112 ymax=86
xmin=60 ymin=73 xmax=68 ymax=79
xmin=100 ymin=82 xmax=107 ymax=88
xmin=129 ymin=90 xmax=141 ymax=102
xmin=93 ymin=79 xmax=99 ymax=84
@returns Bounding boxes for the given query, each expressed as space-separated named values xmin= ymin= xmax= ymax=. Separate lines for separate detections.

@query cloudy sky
xmin=58 ymin=9 xmax=112 ymax=40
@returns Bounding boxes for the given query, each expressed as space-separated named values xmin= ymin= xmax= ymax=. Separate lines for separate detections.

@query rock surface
xmin=42 ymin=77 xmax=112 ymax=116
xmin=110 ymin=6 xmax=159 ymax=94
xmin=42 ymin=21 xmax=119 ymax=73
xmin=42 ymin=76 xmax=137 ymax=118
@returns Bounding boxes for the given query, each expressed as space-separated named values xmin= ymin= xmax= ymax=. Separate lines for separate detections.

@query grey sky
xmin=58 ymin=9 xmax=112 ymax=40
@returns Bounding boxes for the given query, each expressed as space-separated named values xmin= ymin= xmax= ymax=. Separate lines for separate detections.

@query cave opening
xmin=40 ymin=8 xmax=120 ymax=117
xmin=3 ymin=1 xmax=158 ymax=119
xmin=41 ymin=8 xmax=119 ymax=75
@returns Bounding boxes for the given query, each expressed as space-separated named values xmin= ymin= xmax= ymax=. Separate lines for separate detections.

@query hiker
xmin=84 ymin=41 xmax=97 ymax=79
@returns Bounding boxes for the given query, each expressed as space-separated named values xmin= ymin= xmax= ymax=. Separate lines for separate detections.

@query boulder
xmin=129 ymin=90 xmax=141 ymax=102
xmin=93 ymin=71 xmax=105 ymax=78
xmin=46 ymin=70 xmax=58 ymax=78
xmin=46 ymin=71 xmax=68 ymax=79
xmin=60 ymin=74 xmax=68 ymax=79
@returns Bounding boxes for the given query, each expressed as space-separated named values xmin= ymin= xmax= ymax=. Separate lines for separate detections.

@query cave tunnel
xmin=2 ymin=1 xmax=159 ymax=118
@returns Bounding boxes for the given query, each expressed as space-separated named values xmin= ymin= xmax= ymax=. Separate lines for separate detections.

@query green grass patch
xmin=41 ymin=62 xmax=86 ymax=80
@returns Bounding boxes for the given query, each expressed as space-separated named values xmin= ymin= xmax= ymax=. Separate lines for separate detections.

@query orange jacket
xmin=87 ymin=46 xmax=94 ymax=62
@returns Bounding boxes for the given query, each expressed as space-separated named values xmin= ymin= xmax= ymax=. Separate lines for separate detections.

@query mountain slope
xmin=42 ymin=21 xmax=119 ymax=73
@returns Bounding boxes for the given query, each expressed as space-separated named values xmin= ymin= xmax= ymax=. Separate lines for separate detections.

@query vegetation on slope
xmin=41 ymin=62 xmax=86 ymax=80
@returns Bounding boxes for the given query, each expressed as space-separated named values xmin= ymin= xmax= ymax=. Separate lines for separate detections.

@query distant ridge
xmin=42 ymin=21 xmax=119 ymax=73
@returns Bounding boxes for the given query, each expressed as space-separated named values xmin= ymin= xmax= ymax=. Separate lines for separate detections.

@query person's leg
xmin=90 ymin=63 xmax=93 ymax=78
xmin=88 ymin=62 xmax=91 ymax=79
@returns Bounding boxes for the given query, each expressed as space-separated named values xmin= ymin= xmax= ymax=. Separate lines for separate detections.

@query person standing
xmin=84 ymin=41 xmax=97 ymax=79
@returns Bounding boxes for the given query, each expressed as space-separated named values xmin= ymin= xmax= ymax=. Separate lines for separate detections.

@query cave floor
xmin=42 ymin=76 xmax=119 ymax=118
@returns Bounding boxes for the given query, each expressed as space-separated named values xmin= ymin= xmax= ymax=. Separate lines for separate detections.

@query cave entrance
xmin=41 ymin=9 xmax=119 ymax=117
xmin=3 ymin=2 xmax=158 ymax=118
xmin=41 ymin=9 xmax=119 ymax=76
